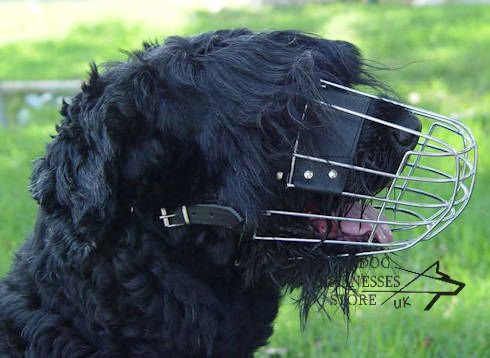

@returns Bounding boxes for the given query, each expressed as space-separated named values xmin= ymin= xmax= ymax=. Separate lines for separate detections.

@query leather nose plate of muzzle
xmin=291 ymin=88 xmax=372 ymax=194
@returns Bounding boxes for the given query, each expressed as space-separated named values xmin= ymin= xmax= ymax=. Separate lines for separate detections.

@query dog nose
xmin=391 ymin=113 xmax=421 ymax=150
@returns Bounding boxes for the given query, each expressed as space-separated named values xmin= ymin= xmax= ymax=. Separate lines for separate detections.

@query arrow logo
xmin=363 ymin=261 xmax=465 ymax=310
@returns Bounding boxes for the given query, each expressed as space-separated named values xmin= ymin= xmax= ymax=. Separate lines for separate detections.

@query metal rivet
xmin=304 ymin=170 xmax=314 ymax=180
xmin=276 ymin=171 xmax=284 ymax=180
xmin=328 ymin=169 xmax=338 ymax=179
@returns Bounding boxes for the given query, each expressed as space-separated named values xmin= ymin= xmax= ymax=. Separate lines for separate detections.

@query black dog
xmin=0 ymin=29 xmax=420 ymax=357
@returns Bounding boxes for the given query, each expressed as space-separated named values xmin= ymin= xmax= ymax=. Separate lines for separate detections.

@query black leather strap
xmin=159 ymin=204 xmax=243 ymax=229
xmin=291 ymin=87 xmax=372 ymax=194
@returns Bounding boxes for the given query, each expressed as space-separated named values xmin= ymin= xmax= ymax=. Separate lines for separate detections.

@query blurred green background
xmin=0 ymin=0 xmax=488 ymax=357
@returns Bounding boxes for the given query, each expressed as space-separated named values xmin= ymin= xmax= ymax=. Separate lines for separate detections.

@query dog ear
xmin=30 ymin=65 xmax=118 ymax=232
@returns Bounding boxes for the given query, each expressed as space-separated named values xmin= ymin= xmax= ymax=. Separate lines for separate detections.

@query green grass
xmin=0 ymin=2 xmax=489 ymax=357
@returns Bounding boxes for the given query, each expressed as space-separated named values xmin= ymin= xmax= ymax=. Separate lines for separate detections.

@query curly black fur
xmin=0 ymin=29 xmax=419 ymax=357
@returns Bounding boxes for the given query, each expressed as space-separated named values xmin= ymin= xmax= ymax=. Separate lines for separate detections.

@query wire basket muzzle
xmin=254 ymin=81 xmax=477 ymax=256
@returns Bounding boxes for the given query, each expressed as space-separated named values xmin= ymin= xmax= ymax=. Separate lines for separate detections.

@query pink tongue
xmin=311 ymin=202 xmax=393 ymax=243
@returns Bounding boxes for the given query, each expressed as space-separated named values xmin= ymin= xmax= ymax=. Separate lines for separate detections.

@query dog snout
xmin=391 ymin=112 xmax=421 ymax=151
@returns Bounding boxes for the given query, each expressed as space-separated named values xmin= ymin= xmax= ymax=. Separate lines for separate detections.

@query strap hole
xmin=191 ymin=212 xmax=196 ymax=216
xmin=210 ymin=212 xmax=214 ymax=217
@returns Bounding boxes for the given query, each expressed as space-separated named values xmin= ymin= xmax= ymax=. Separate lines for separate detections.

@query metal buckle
xmin=159 ymin=206 xmax=190 ymax=227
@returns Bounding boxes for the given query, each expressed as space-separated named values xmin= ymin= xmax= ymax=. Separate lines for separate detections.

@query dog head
xmin=30 ymin=29 xmax=421 ymax=319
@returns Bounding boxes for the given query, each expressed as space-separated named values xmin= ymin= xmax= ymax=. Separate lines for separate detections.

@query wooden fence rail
xmin=0 ymin=79 xmax=81 ymax=126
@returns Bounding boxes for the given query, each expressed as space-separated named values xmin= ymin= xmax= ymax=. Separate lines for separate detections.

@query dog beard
xmin=238 ymin=231 xmax=361 ymax=327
